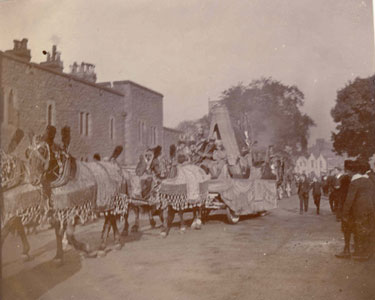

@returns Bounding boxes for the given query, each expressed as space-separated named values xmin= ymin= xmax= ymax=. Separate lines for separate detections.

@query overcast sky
xmin=1 ymin=0 xmax=373 ymax=145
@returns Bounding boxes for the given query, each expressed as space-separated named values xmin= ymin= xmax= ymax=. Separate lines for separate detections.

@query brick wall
xmin=0 ymin=53 xmax=126 ymax=164
xmin=163 ymin=127 xmax=182 ymax=158
xmin=112 ymin=81 xmax=163 ymax=166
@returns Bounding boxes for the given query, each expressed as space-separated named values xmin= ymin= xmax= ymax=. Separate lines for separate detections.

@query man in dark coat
xmin=366 ymin=155 xmax=375 ymax=255
xmin=340 ymin=161 xmax=374 ymax=261
xmin=327 ymin=169 xmax=338 ymax=212
xmin=297 ymin=174 xmax=310 ymax=214
xmin=335 ymin=168 xmax=352 ymax=222
xmin=335 ymin=160 xmax=355 ymax=259
xmin=310 ymin=176 xmax=322 ymax=215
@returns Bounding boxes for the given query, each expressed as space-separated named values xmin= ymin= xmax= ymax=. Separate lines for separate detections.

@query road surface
xmin=2 ymin=195 xmax=375 ymax=300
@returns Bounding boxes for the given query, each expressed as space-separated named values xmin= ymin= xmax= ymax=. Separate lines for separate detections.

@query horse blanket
xmin=2 ymin=161 xmax=128 ymax=227
xmin=158 ymin=164 xmax=210 ymax=210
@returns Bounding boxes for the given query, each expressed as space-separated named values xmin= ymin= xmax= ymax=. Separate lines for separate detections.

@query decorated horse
xmin=157 ymin=154 xmax=210 ymax=236
xmin=119 ymin=146 xmax=166 ymax=237
xmin=1 ymin=126 xmax=129 ymax=263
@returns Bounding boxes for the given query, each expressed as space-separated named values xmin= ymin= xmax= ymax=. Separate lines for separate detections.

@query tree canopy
xmin=331 ymin=75 xmax=375 ymax=159
xmin=176 ymin=77 xmax=315 ymax=155
xmin=219 ymin=78 xmax=315 ymax=154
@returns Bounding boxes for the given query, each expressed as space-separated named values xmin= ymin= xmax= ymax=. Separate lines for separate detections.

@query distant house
xmin=294 ymin=139 xmax=344 ymax=177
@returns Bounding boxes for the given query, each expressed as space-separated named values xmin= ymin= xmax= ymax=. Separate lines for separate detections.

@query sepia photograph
xmin=1 ymin=0 xmax=375 ymax=299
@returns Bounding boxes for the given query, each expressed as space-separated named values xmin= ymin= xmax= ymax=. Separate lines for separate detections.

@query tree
xmin=331 ymin=75 xmax=375 ymax=159
xmin=176 ymin=114 xmax=211 ymax=139
xmin=220 ymin=77 xmax=315 ymax=154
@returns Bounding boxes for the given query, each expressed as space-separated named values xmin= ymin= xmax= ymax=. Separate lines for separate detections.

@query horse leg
xmin=160 ymin=206 xmax=172 ymax=237
xmin=195 ymin=206 xmax=202 ymax=229
xmin=100 ymin=215 xmax=111 ymax=250
xmin=121 ymin=210 xmax=129 ymax=237
xmin=53 ymin=220 xmax=64 ymax=263
xmin=66 ymin=222 xmax=90 ymax=253
xmin=108 ymin=214 xmax=121 ymax=247
xmin=149 ymin=206 xmax=156 ymax=228
xmin=179 ymin=210 xmax=186 ymax=233
xmin=191 ymin=207 xmax=202 ymax=230
xmin=131 ymin=206 xmax=139 ymax=233
xmin=1 ymin=216 xmax=31 ymax=260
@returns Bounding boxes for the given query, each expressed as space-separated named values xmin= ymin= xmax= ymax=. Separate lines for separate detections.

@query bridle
xmin=27 ymin=141 xmax=50 ymax=176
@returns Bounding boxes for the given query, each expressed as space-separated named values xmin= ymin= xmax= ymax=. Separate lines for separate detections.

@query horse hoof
xmin=21 ymin=254 xmax=31 ymax=262
xmin=53 ymin=257 xmax=64 ymax=266
xmin=97 ymin=250 xmax=106 ymax=258
xmin=160 ymin=231 xmax=168 ymax=238
xmin=114 ymin=243 xmax=122 ymax=251
xmin=81 ymin=251 xmax=97 ymax=259
xmin=84 ymin=243 xmax=91 ymax=253
xmin=99 ymin=242 xmax=107 ymax=251
xmin=195 ymin=219 xmax=202 ymax=230
xmin=179 ymin=227 xmax=186 ymax=233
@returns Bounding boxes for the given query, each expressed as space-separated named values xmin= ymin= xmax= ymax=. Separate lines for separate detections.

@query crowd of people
xmin=295 ymin=158 xmax=375 ymax=261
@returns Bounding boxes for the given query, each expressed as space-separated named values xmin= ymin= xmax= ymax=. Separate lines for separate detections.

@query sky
xmin=0 ymin=0 xmax=374 ymax=145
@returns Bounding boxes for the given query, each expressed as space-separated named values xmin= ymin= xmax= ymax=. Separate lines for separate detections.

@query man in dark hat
xmin=339 ymin=160 xmax=374 ymax=261
xmin=335 ymin=160 xmax=356 ymax=259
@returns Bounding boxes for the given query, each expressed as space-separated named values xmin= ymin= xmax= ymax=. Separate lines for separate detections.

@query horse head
xmin=25 ymin=136 xmax=50 ymax=186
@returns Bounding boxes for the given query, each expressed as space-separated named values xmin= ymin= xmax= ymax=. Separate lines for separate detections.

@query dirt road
xmin=2 ymin=195 xmax=375 ymax=300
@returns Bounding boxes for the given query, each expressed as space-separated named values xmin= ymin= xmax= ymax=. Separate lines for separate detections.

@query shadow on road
xmin=2 ymin=250 xmax=82 ymax=300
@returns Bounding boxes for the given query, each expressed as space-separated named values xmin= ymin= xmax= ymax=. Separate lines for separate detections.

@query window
xmin=7 ymin=90 xmax=17 ymax=126
xmin=79 ymin=112 xmax=84 ymax=135
xmin=47 ymin=105 xmax=53 ymax=125
xmin=311 ymin=161 xmax=314 ymax=168
xmin=138 ymin=120 xmax=143 ymax=142
xmin=110 ymin=117 xmax=114 ymax=140
xmin=79 ymin=111 xmax=90 ymax=136
xmin=46 ymin=101 xmax=56 ymax=126
xmin=138 ymin=120 xmax=147 ymax=144
xmin=320 ymin=160 xmax=323 ymax=168
xmin=85 ymin=113 xmax=89 ymax=136
xmin=150 ymin=126 xmax=157 ymax=145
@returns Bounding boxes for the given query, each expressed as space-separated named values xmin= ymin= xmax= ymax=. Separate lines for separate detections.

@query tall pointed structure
xmin=208 ymin=101 xmax=240 ymax=159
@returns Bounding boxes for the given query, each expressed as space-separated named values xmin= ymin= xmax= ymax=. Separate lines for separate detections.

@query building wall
xmin=112 ymin=81 xmax=163 ymax=166
xmin=294 ymin=154 xmax=329 ymax=177
xmin=163 ymin=127 xmax=182 ymax=158
xmin=0 ymin=53 xmax=126 ymax=164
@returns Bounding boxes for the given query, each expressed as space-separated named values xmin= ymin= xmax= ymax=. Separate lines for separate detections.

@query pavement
xmin=2 ymin=194 xmax=375 ymax=300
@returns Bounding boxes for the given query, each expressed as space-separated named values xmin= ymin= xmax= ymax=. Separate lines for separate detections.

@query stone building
xmin=0 ymin=38 xmax=180 ymax=167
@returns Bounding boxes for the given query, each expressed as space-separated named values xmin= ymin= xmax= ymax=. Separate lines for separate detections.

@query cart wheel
xmin=226 ymin=207 xmax=240 ymax=224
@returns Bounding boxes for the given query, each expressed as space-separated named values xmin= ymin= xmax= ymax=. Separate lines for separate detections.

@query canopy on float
xmin=208 ymin=103 xmax=241 ymax=159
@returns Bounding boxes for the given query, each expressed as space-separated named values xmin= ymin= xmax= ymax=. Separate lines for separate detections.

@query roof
xmin=0 ymin=51 xmax=124 ymax=96
xmin=113 ymin=80 xmax=163 ymax=97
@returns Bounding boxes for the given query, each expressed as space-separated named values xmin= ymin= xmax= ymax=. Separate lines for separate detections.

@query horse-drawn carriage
xmin=1 ymin=102 xmax=279 ymax=263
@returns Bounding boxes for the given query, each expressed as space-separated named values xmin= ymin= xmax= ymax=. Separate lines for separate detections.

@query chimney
xmin=39 ymin=45 xmax=63 ymax=72
xmin=69 ymin=61 xmax=97 ymax=83
xmin=5 ymin=38 xmax=31 ymax=62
